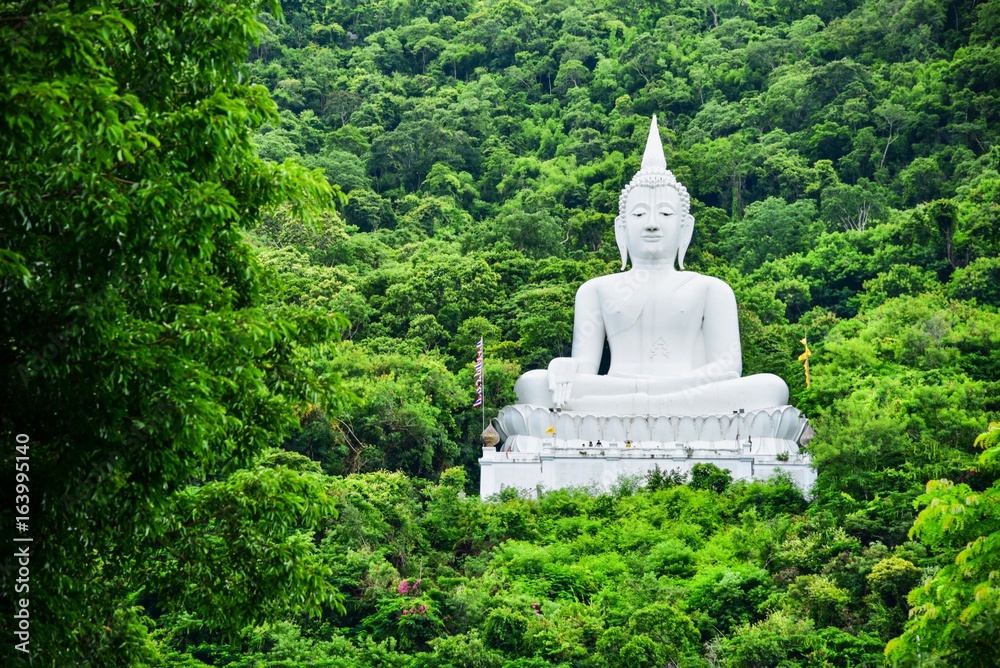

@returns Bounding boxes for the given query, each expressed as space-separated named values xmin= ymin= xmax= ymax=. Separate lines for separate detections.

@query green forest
xmin=2 ymin=0 xmax=999 ymax=665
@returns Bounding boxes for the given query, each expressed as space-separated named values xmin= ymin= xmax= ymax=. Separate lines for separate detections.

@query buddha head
xmin=615 ymin=116 xmax=693 ymax=270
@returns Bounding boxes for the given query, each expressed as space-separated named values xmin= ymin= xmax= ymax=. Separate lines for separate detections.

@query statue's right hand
xmin=551 ymin=381 xmax=571 ymax=408
xmin=547 ymin=358 xmax=578 ymax=409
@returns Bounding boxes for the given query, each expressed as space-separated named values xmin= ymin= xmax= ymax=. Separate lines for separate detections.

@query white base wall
xmin=479 ymin=440 xmax=816 ymax=498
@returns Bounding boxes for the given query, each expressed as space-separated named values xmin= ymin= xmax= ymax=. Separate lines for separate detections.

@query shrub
xmin=690 ymin=464 xmax=733 ymax=494
xmin=482 ymin=608 xmax=530 ymax=656
xmin=687 ymin=565 xmax=774 ymax=636
xmin=647 ymin=539 xmax=697 ymax=578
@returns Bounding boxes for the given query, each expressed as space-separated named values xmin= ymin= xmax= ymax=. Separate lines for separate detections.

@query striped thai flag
xmin=473 ymin=338 xmax=484 ymax=407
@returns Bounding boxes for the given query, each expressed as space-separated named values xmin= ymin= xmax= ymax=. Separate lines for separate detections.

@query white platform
xmin=479 ymin=439 xmax=816 ymax=498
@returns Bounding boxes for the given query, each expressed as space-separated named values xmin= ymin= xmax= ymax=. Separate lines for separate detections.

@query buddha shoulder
xmin=574 ymin=271 xmax=733 ymax=297
xmin=575 ymin=273 xmax=620 ymax=295
xmin=671 ymin=273 xmax=738 ymax=311
xmin=685 ymin=272 xmax=735 ymax=294
xmin=573 ymin=273 xmax=634 ymax=308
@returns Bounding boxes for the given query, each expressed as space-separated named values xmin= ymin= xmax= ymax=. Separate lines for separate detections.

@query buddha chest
xmin=598 ymin=272 xmax=708 ymax=372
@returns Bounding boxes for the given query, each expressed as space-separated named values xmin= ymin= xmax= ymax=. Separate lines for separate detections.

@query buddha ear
xmin=615 ymin=216 xmax=628 ymax=270
xmin=677 ymin=213 xmax=694 ymax=270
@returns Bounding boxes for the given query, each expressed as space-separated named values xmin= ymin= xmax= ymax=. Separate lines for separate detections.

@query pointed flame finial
xmin=640 ymin=114 xmax=667 ymax=173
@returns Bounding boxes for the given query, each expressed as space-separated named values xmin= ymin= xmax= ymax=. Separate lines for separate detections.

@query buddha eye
xmin=633 ymin=211 xmax=646 ymax=218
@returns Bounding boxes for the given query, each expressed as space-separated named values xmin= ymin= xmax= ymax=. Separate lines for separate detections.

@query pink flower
xmin=398 ymin=580 xmax=410 ymax=595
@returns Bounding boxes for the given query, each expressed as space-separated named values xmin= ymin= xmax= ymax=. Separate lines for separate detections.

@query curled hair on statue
xmin=617 ymin=175 xmax=692 ymax=220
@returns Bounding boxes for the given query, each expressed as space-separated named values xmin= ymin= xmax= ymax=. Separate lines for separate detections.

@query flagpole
xmin=481 ymin=336 xmax=485 ymax=433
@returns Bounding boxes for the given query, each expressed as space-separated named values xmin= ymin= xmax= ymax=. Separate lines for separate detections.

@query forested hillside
xmin=248 ymin=0 xmax=1000 ymax=488
xmin=2 ymin=0 xmax=999 ymax=665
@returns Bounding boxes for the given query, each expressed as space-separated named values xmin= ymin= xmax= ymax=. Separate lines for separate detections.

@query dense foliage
xmin=2 ymin=0 xmax=999 ymax=665
xmin=245 ymin=0 xmax=1000 ymax=491
xmin=1 ymin=1 xmax=345 ymax=664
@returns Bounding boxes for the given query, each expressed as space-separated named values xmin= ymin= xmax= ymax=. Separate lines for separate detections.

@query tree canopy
xmin=2 ymin=0 xmax=999 ymax=665
xmin=2 ymin=1 xmax=346 ymax=664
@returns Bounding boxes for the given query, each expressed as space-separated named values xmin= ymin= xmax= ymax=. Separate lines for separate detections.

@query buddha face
xmin=623 ymin=184 xmax=688 ymax=266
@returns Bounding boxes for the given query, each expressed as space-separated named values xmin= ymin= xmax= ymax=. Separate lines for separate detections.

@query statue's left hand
xmin=547 ymin=357 xmax=578 ymax=408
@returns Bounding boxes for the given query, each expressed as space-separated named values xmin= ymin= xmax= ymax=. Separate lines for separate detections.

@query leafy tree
xmin=820 ymin=178 xmax=890 ymax=231
xmin=808 ymin=294 xmax=999 ymax=510
xmin=369 ymin=119 xmax=474 ymax=192
xmin=303 ymin=147 xmax=372 ymax=191
xmin=141 ymin=461 xmax=345 ymax=632
xmin=482 ymin=608 xmax=530 ymax=655
xmin=885 ymin=424 xmax=1000 ymax=667
xmin=858 ymin=264 xmax=939 ymax=311
xmin=322 ymin=341 xmax=467 ymax=476
xmin=346 ymin=188 xmax=398 ymax=232
xmin=947 ymin=256 xmax=1000 ymax=307
xmin=512 ymin=284 xmax=575 ymax=368
xmin=690 ymin=463 xmax=733 ymax=494
xmin=785 ymin=574 xmax=850 ymax=627
xmin=687 ymin=564 xmax=774 ymax=636
xmin=721 ymin=196 xmax=821 ymax=271
xmin=867 ymin=555 xmax=921 ymax=611
xmin=1 ymin=2 xmax=345 ymax=662
xmin=628 ymin=601 xmax=700 ymax=662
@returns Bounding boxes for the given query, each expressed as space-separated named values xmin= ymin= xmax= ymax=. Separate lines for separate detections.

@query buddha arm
xmin=568 ymin=280 xmax=605 ymax=374
xmin=699 ymin=278 xmax=743 ymax=377
xmin=545 ymin=281 xmax=605 ymax=407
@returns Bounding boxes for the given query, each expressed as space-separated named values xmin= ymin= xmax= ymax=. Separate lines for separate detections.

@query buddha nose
xmin=644 ymin=222 xmax=660 ymax=233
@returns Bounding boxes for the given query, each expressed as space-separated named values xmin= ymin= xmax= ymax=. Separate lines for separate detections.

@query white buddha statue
xmin=513 ymin=116 xmax=789 ymax=416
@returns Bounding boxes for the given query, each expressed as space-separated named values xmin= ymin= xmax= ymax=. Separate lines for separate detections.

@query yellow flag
xmin=798 ymin=337 xmax=812 ymax=387
xmin=545 ymin=425 xmax=556 ymax=435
